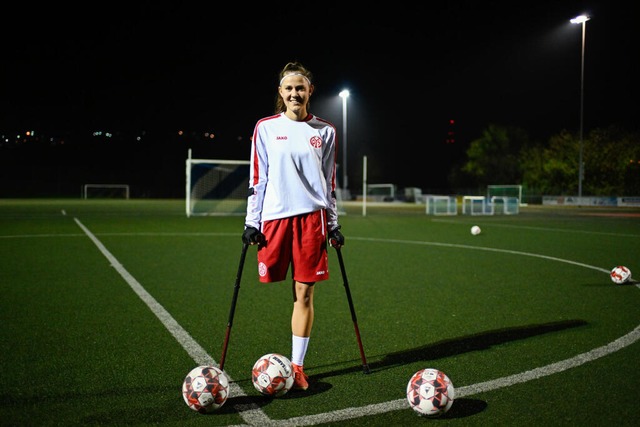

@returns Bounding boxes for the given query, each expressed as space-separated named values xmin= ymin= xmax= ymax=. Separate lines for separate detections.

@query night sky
xmin=2 ymin=1 xmax=637 ymax=191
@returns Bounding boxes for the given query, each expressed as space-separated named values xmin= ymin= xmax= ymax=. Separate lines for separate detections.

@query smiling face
xmin=278 ymin=73 xmax=314 ymax=120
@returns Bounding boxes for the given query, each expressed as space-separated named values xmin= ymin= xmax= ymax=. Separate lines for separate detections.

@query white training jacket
xmin=245 ymin=112 xmax=339 ymax=232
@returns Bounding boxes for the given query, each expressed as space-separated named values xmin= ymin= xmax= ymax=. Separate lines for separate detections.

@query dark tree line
xmin=451 ymin=124 xmax=640 ymax=198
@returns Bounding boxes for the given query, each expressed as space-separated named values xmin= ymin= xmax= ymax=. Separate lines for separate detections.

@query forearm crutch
xmin=334 ymin=246 xmax=371 ymax=374
xmin=219 ymin=242 xmax=248 ymax=371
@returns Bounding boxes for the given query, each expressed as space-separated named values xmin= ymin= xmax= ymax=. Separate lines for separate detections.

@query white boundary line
xmin=73 ymin=220 xmax=640 ymax=426
xmin=73 ymin=218 xmax=262 ymax=425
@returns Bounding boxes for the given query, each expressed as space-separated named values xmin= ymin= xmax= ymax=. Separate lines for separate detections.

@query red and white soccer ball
xmin=252 ymin=353 xmax=294 ymax=397
xmin=182 ymin=365 xmax=229 ymax=413
xmin=610 ymin=266 xmax=632 ymax=284
xmin=406 ymin=368 xmax=455 ymax=417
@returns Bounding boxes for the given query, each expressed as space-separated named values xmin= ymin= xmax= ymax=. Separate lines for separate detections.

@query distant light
xmin=570 ymin=15 xmax=590 ymax=24
xmin=446 ymin=119 xmax=455 ymax=144
xmin=339 ymin=90 xmax=350 ymax=99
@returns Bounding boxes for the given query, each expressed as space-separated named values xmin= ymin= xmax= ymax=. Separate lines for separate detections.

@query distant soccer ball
xmin=406 ymin=368 xmax=455 ymax=417
xmin=182 ymin=365 xmax=229 ymax=413
xmin=252 ymin=353 xmax=294 ymax=397
xmin=610 ymin=266 xmax=632 ymax=284
xmin=471 ymin=225 xmax=481 ymax=235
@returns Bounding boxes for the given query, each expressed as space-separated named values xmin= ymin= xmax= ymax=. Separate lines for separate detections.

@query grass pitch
xmin=1 ymin=199 xmax=639 ymax=426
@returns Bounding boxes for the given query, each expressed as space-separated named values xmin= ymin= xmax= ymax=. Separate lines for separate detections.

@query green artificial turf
xmin=1 ymin=199 xmax=639 ymax=426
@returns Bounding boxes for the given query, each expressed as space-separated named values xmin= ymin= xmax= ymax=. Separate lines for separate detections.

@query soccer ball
xmin=251 ymin=353 xmax=294 ymax=397
xmin=471 ymin=225 xmax=481 ymax=235
xmin=406 ymin=368 xmax=455 ymax=417
xmin=610 ymin=266 xmax=632 ymax=284
xmin=182 ymin=365 xmax=229 ymax=413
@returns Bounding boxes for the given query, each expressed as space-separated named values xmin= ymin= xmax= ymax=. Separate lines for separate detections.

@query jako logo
xmin=276 ymin=136 xmax=288 ymax=140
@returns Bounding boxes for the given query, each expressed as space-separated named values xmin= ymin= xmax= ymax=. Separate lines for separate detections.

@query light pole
xmin=571 ymin=14 xmax=590 ymax=203
xmin=339 ymin=89 xmax=350 ymax=196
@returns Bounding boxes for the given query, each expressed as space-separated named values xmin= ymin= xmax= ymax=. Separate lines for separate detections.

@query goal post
xmin=186 ymin=151 xmax=250 ymax=217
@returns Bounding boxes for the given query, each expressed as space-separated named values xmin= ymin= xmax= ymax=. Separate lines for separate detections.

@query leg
xmin=291 ymin=280 xmax=315 ymax=337
xmin=291 ymin=280 xmax=314 ymax=390
xmin=289 ymin=211 xmax=325 ymax=390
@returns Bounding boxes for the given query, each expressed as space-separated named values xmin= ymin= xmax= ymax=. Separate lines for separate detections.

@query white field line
xmin=431 ymin=218 xmax=640 ymax=238
xmin=72 ymin=221 xmax=640 ymax=426
xmin=349 ymin=236 xmax=612 ymax=274
xmin=73 ymin=218 xmax=262 ymax=425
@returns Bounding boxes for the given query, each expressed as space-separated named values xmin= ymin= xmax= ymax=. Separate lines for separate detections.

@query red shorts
xmin=257 ymin=210 xmax=329 ymax=283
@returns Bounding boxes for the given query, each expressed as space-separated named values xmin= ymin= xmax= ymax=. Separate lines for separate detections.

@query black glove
xmin=242 ymin=226 xmax=265 ymax=245
xmin=328 ymin=226 xmax=345 ymax=247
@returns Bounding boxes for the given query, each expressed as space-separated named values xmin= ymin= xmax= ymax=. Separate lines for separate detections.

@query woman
xmin=242 ymin=61 xmax=344 ymax=391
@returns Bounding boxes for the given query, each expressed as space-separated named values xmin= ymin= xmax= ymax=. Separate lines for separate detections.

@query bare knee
xmin=292 ymin=281 xmax=315 ymax=304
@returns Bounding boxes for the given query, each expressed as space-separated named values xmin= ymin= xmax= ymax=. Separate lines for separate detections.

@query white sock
xmin=291 ymin=335 xmax=309 ymax=366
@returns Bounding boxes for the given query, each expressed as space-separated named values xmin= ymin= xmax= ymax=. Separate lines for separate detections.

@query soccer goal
xmin=425 ymin=195 xmax=457 ymax=215
xmin=186 ymin=151 xmax=250 ymax=217
xmin=83 ymin=184 xmax=130 ymax=199
xmin=491 ymin=196 xmax=520 ymax=215
xmin=462 ymin=196 xmax=494 ymax=215
xmin=487 ymin=185 xmax=526 ymax=206
xmin=366 ymin=183 xmax=396 ymax=202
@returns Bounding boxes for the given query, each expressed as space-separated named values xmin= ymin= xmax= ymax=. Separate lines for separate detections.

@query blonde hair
xmin=275 ymin=61 xmax=314 ymax=114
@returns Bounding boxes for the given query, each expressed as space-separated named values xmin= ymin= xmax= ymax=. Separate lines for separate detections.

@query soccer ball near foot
xmin=182 ymin=365 xmax=229 ymax=413
xmin=252 ymin=353 xmax=294 ymax=397
xmin=407 ymin=368 xmax=455 ymax=417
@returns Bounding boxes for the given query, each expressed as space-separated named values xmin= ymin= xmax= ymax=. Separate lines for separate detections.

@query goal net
xmin=186 ymin=155 xmax=250 ymax=217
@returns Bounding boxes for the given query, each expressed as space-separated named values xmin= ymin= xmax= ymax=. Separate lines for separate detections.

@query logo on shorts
xmin=258 ymin=262 xmax=267 ymax=277
xmin=316 ymin=270 xmax=326 ymax=275
xmin=309 ymin=136 xmax=322 ymax=148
